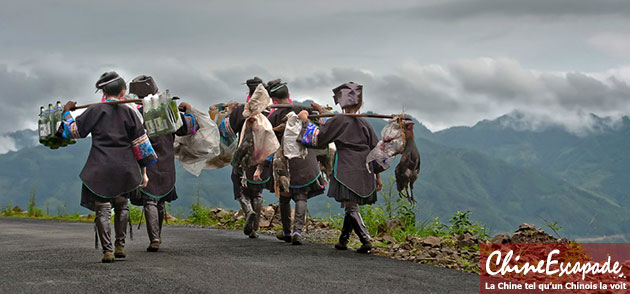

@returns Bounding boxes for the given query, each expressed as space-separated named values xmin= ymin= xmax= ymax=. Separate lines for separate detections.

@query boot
xmin=102 ymin=251 xmax=115 ymax=263
xmin=357 ymin=241 xmax=372 ymax=254
xmin=334 ymin=239 xmax=348 ymax=250
xmin=276 ymin=230 xmax=291 ymax=243
xmin=114 ymin=245 xmax=126 ymax=258
xmin=251 ymin=195 xmax=263 ymax=233
xmin=147 ymin=241 xmax=160 ymax=252
xmin=291 ymin=233 xmax=303 ymax=245
xmin=346 ymin=204 xmax=372 ymax=245
xmin=243 ymin=212 xmax=256 ymax=236
xmin=238 ymin=194 xmax=255 ymax=236
xmin=335 ymin=215 xmax=352 ymax=250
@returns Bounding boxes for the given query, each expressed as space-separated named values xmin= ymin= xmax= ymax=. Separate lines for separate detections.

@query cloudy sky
xmin=1 ymin=0 xmax=630 ymax=150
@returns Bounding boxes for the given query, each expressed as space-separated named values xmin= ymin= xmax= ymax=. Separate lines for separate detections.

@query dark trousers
xmin=94 ymin=196 xmax=128 ymax=253
xmin=143 ymin=198 xmax=165 ymax=243
xmin=339 ymin=201 xmax=371 ymax=244
xmin=279 ymin=192 xmax=308 ymax=236
xmin=238 ymin=188 xmax=262 ymax=232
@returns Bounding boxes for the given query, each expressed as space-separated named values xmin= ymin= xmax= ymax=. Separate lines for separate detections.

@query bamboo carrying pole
xmin=71 ymin=97 xmax=180 ymax=110
xmin=308 ymin=113 xmax=412 ymax=120
xmin=269 ymin=104 xmax=314 ymax=109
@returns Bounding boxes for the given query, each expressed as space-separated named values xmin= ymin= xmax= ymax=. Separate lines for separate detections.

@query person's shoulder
xmin=268 ymin=108 xmax=289 ymax=120
xmin=355 ymin=116 xmax=375 ymax=130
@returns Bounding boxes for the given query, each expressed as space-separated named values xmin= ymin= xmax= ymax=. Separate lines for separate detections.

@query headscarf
xmin=332 ymin=82 xmax=362 ymax=109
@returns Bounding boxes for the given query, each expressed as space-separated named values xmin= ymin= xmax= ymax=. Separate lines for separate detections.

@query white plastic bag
xmin=174 ymin=107 xmax=221 ymax=176
xmin=239 ymin=113 xmax=279 ymax=165
xmin=283 ymin=112 xmax=307 ymax=159
xmin=242 ymin=84 xmax=270 ymax=117
xmin=366 ymin=119 xmax=405 ymax=170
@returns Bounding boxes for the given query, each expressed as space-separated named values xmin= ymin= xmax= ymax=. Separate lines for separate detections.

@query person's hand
xmin=298 ymin=110 xmax=309 ymax=122
xmin=140 ymin=168 xmax=149 ymax=188
xmin=227 ymin=102 xmax=239 ymax=114
xmin=178 ymin=102 xmax=192 ymax=111
xmin=375 ymin=175 xmax=383 ymax=192
xmin=311 ymin=102 xmax=324 ymax=113
xmin=63 ymin=101 xmax=77 ymax=112
xmin=253 ymin=166 xmax=263 ymax=182
xmin=140 ymin=173 xmax=149 ymax=188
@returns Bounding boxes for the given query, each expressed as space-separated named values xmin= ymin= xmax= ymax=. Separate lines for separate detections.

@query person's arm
xmin=297 ymin=110 xmax=344 ymax=148
xmin=375 ymin=173 xmax=382 ymax=192
xmin=128 ymin=109 xmax=158 ymax=168
xmin=59 ymin=101 xmax=95 ymax=139
xmin=174 ymin=102 xmax=199 ymax=136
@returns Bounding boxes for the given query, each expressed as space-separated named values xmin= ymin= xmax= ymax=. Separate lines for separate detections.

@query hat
xmin=245 ymin=77 xmax=264 ymax=95
xmin=129 ymin=75 xmax=159 ymax=98
xmin=332 ymin=82 xmax=362 ymax=108
xmin=95 ymin=72 xmax=123 ymax=90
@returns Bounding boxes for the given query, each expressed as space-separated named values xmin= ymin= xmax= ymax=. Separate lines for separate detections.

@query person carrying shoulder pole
xmin=60 ymin=72 xmax=157 ymax=263
xmin=127 ymin=75 xmax=199 ymax=252
xmin=297 ymin=82 xmax=384 ymax=254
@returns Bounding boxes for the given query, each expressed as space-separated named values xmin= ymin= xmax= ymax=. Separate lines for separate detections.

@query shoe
xmin=249 ymin=231 xmax=259 ymax=239
xmin=357 ymin=241 xmax=372 ymax=254
xmin=276 ymin=231 xmax=291 ymax=243
xmin=334 ymin=240 xmax=348 ymax=250
xmin=243 ymin=212 xmax=256 ymax=236
xmin=102 ymin=251 xmax=115 ymax=263
xmin=114 ymin=246 xmax=126 ymax=258
xmin=147 ymin=241 xmax=160 ymax=252
xmin=291 ymin=234 xmax=303 ymax=245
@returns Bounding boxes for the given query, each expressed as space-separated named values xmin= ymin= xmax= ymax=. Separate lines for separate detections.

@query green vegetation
xmin=326 ymin=177 xmax=491 ymax=242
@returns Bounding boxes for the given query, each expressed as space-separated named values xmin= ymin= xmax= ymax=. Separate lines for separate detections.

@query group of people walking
xmin=60 ymin=72 xmax=384 ymax=263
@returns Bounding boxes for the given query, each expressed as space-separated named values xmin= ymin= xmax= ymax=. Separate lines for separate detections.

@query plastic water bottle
xmin=38 ymin=106 xmax=50 ymax=146
xmin=47 ymin=104 xmax=60 ymax=149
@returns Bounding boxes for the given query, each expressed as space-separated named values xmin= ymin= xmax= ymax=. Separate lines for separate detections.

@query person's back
xmin=79 ymin=103 xmax=153 ymax=196
xmin=266 ymin=79 xmax=324 ymax=245
xmin=60 ymin=71 xmax=157 ymax=263
xmin=297 ymin=82 xmax=383 ymax=254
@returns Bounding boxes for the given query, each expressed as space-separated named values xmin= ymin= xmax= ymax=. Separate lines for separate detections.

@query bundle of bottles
xmin=38 ymin=101 xmax=76 ymax=149
xmin=142 ymin=90 xmax=183 ymax=138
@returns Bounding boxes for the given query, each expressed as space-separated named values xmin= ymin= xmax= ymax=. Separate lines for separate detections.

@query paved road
xmin=0 ymin=217 xmax=479 ymax=293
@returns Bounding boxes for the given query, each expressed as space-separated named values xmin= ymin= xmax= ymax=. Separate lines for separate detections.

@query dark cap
xmin=332 ymin=82 xmax=363 ymax=108
xmin=245 ymin=77 xmax=264 ymax=96
xmin=129 ymin=75 xmax=159 ymax=98
xmin=95 ymin=71 xmax=123 ymax=90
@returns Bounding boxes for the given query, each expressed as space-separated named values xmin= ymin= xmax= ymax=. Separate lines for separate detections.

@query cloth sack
xmin=366 ymin=119 xmax=405 ymax=170
xmin=283 ymin=112 xmax=307 ymax=159
xmin=174 ymin=107 xmax=221 ymax=176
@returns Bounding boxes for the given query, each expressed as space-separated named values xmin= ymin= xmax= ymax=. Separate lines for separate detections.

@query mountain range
xmin=1 ymin=110 xmax=628 ymax=240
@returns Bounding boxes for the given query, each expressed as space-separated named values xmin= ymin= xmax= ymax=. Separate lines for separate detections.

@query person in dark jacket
xmin=127 ymin=75 xmax=199 ymax=252
xmin=61 ymin=72 xmax=157 ymax=263
xmin=265 ymin=79 xmax=324 ymax=245
xmin=297 ymin=82 xmax=383 ymax=253
xmin=218 ymin=77 xmax=271 ymax=238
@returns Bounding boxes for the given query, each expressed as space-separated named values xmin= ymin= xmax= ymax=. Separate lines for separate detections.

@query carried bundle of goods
xmin=141 ymin=90 xmax=183 ymax=137
xmin=38 ymin=101 xmax=76 ymax=149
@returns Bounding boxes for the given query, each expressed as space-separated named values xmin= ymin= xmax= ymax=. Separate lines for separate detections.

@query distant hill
xmin=1 ymin=113 xmax=627 ymax=239
xmin=433 ymin=112 xmax=630 ymax=207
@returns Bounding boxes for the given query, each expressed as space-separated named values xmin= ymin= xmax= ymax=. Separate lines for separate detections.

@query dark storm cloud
xmin=401 ymin=0 xmax=630 ymax=19
xmin=1 ymin=0 xmax=630 ymax=152
xmin=288 ymin=58 xmax=630 ymax=132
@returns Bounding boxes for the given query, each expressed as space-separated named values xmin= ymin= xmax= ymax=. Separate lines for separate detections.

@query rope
xmin=137 ymin=208 xmax=144 ymax=230
xmin=94 ymin=223 xmax=98 ymax=249
xmin=128 ymin=214 xmax=133 ymax=240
